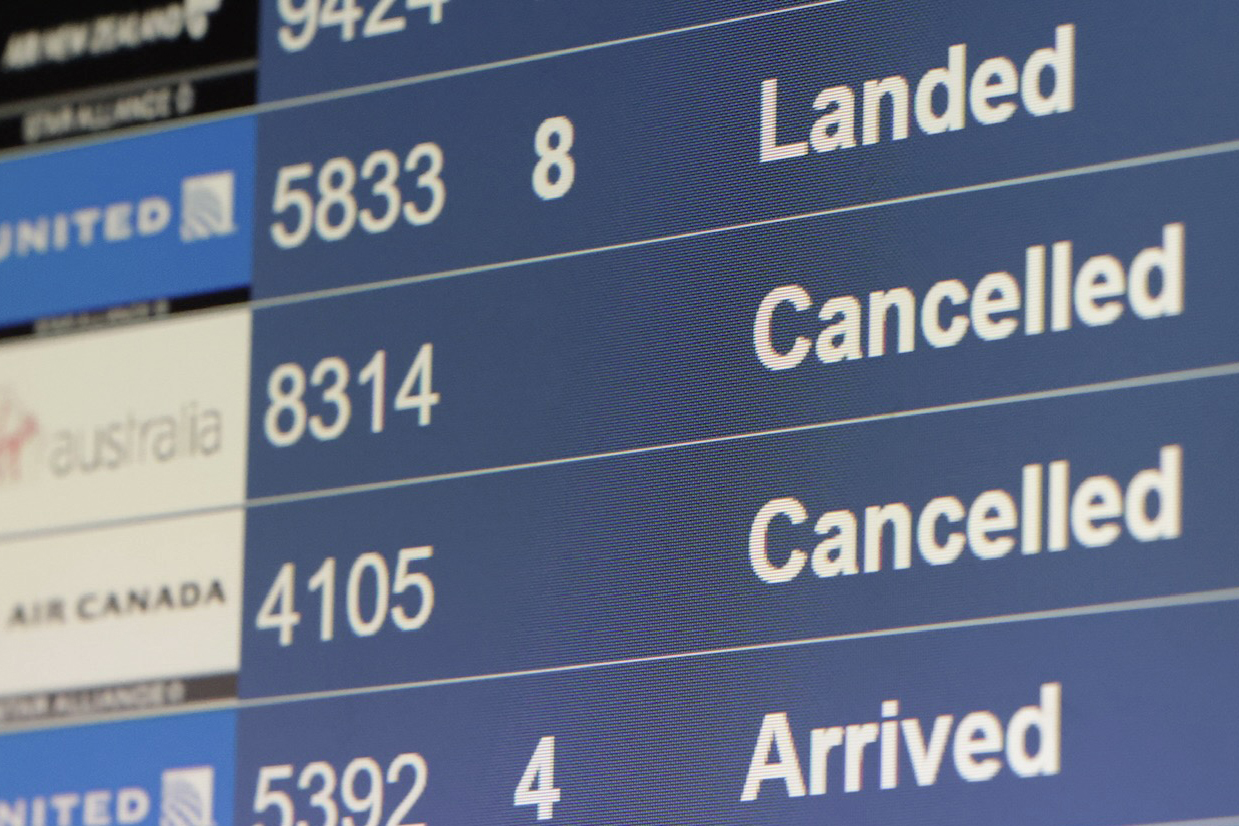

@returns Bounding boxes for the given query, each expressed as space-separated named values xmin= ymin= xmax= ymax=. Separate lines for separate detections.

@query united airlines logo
xmin=0 ymin=390 xmax=38 ymax=483
xmin=0 ymin=170 xmax=236 ymax=263
xmin=160 ymin=767 xmax=215 ymax=826
xmin=0 ymin=766 xmax=215 ymax=826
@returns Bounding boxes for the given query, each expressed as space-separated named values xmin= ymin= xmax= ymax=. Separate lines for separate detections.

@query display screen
xmin=1 ymin=1 xmax=1237 ymax=823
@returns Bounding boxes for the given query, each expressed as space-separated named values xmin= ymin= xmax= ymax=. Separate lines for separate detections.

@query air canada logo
xmin=0 ymin=390 xmax=38 ymax=483
xmin=0 ymin=170 xmax=236 ymax=263
xmin=6 ymin=578 xmax=229 ymax=629
xmin=160 ymin=767 xmax=215 ymax=826
xmin=179 ymin=171 xmax=235 ymax=242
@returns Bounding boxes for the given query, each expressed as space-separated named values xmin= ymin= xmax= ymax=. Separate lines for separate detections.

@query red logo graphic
xmin=0 ymin=390 xmax=38 ymax=482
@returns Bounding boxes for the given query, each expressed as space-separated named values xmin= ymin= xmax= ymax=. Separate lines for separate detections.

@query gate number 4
xmin=514 ymin=736 xmax=561 ymax=820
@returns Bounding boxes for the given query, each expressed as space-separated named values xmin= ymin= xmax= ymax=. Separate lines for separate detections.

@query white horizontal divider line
xmin=1118 ymin=818 xmax=1239 ymax=826
xmin=2 ymin=360 xmax=1238 ymax=546
xmin=263 ymin=0 xmax=854 ymax=115
xmin=0 ymin=501 xmax=242 ymax=546
xmin=245 ymin=586 xmax=1239 ymax=709
xmin=4 ymin=585 xmax=1237 ymax=734
xmin=252 ymin=137 xmax=1239 ymax=310
xmin=249 ymin=360 xmax=1239 ymax=508
xmin=0 ymin=0 xmax=849 ymax=163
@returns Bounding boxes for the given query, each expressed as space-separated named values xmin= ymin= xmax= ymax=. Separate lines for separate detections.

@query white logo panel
xmin=0 ymin=307 xmax=249 ymax=536
xmin=0 ymin=510 xmax=243 ymax=696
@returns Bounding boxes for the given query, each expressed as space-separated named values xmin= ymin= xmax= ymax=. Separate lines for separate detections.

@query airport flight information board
xmin=0 ymin=1 xmax=1237 ymax=824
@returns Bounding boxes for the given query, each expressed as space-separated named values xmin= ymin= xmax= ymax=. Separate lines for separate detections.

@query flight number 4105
xmin=257 ymin=547 xmax=434 ymax=647
xmin=278 ymin=0 xmax=446 ymax=53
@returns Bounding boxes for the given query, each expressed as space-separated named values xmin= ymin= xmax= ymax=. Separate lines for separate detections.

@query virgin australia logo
xmin=0 ymin=170 xmax=236 ymax=263
xmin=0 ymin=390 xmax=38 ymax=483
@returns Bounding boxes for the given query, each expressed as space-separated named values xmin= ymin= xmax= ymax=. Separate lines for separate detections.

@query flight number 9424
xmin=276 ymin=0 xmax=446 ymax=53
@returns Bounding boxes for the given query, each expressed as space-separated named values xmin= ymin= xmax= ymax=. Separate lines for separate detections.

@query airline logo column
xmin=0 ymin=117 xmax=255 ymax=726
